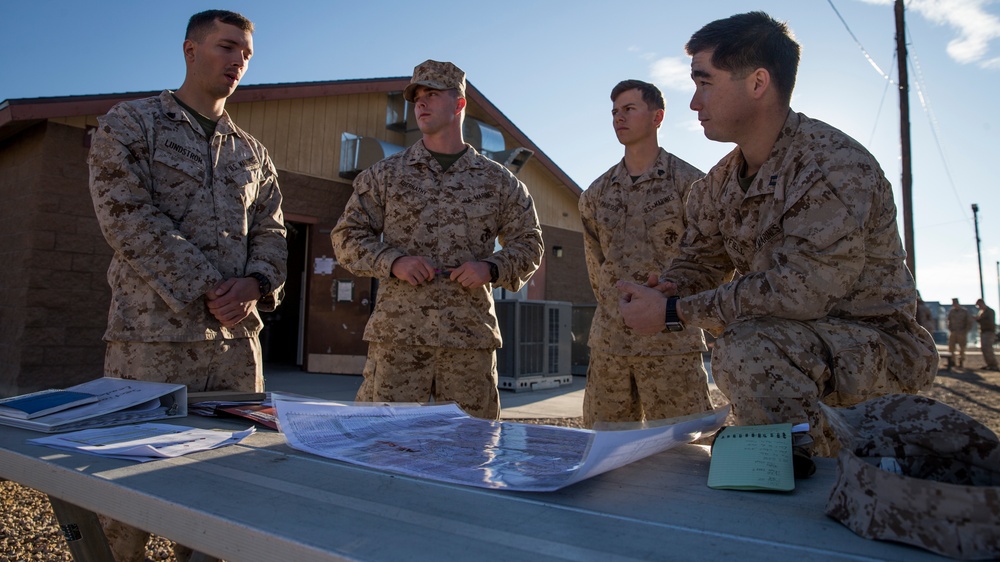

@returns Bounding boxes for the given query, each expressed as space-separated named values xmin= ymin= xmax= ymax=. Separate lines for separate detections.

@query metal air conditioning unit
xmin=385 ymin=92 xmax=416 ymax=132
xmin=484 ymin=147 xmax=534 ymax=174
xmin=495 ymin=300 xmax=573 ymax=392
xmin=339 ymin=133 xmax=405 ymax=179
xmin=463 ymin=118 xmax=505 ymax=154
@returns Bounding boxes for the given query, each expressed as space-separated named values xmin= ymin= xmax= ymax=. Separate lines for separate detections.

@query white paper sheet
xmin=275 ymin=400 xmax=729 ymax=491
xmin=28 ymin=423 xmax=255 ymax=462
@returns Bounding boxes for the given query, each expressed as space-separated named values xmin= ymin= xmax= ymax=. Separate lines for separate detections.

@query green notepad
xmin=707 ymin=423 xmax=794 ymax=491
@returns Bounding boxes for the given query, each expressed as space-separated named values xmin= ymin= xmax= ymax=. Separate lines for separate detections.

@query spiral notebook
xmin=707 ymin=423 xmax=794 ymax=491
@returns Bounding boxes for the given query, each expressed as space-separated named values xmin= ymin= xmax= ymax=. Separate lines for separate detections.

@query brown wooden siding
xmin=49 ymin=91 xmax=581 ymax=233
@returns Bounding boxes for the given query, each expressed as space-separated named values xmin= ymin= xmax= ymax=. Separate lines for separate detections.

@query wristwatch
xmin=248 ymin=272 xmax=271 ymax=297
xmin=486 ymin=261 xmax=499 ymax=283
xmin=664 ymin=296 xmax=685 ymax=332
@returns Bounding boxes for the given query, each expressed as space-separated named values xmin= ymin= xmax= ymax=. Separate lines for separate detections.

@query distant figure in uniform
xmin=330 ymin=60 xmax=543 ymax=420
xmin=88 ymin=9 xmax=286 ymax=562
xmin=617 ymin=12 xmax=937 ymax=469
xmin=579 ymin=79 xmax=711 ymax=427
xmin=975 ymin=299 xmax=998 ymax=371
xmin=915 ymin=291 xmax=935 ymax=336
xmin=948 ymin=298 xmax=973 ymax=368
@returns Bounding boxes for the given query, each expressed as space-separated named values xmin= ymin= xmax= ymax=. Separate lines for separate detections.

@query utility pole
xmin=895 ymin=0 xmax=916 ymax=282
xmin=973 ymin=203 xmax=984 ymax=301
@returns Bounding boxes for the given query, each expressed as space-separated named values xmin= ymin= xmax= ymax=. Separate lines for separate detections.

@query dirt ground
xmin=2 ymin=349 xmax=998 ymax=561
xmin=918 ymin=349 xmax=1000 ymax=434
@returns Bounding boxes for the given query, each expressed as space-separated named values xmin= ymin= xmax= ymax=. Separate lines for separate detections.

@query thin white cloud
xmin=858 ymin=0 xmax=1000 ymax=67
xmin=650 ymin=56 xmax=693 ymax=92
xmin=679 ymin=119 xmax=703 ymax=133
xmin=982 ymin=55 xmax=1000 ymax=67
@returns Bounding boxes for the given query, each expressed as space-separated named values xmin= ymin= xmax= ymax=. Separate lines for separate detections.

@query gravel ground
xmin=3 ymin=353 xmax=998 ymax=561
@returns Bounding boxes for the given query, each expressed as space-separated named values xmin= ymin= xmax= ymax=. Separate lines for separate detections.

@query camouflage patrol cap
xmin=822 ymin=395 xmax=1000 ymax=560
xmin=403 ymin=60 xmax=466 ymax=102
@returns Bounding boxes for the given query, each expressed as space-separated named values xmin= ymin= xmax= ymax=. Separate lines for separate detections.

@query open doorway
xmin=260 ymin=220 xmax=308 ymax=367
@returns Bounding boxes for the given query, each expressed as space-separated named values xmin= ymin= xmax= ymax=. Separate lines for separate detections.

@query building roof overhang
xmin=0 ymin=78 xmax=581 ymax=195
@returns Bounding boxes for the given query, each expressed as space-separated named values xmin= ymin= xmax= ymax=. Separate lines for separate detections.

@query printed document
xmin=28 ymin=423 xmax=255 ymax=462
xmin=275 ymin=400 xmax=728 ymax=492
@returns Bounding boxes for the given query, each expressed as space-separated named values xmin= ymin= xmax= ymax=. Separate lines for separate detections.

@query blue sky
xmin=2 ymin=0 xmax=999 ymax=311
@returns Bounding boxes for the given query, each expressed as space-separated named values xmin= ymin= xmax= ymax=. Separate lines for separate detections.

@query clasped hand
xmin=391 ymin=256 xmax=492 ymax=289
xmin=617 ymin=273 xmax=681 ymax=335
xmin=206 ymin=277 xmax=260 ymax=328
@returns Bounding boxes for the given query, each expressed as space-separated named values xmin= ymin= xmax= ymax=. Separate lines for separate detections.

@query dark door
xmin=260 ymin=220 xmax=307 ymax=366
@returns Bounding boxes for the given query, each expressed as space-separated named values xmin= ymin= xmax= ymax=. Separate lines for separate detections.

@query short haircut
xmin=186 ymin=10 xmax=254 ymax=41
xmin=685 ymin=11 xmax=800 ymax=105
xmin=611 ymin=79 xmax=665 ymax=111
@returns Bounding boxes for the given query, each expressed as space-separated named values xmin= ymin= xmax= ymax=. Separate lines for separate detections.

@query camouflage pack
xmin=823 ymin=394 xmax=1000 ymax=559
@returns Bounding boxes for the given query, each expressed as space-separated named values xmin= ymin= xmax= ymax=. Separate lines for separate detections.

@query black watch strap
xmin=665 ymin=296 xmax=684 ymax=332
xmin=248 ymin=272 xmax=271 ymax=297
xmin=486 ymin=261 xmax=499 ymax=283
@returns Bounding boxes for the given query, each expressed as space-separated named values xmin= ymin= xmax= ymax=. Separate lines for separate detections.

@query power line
xmin=905 ymin=28 xmax=966 ymax=218
xmin=868 ymin=49 xmax=895 ymax=147
xmin=826 ymin=0 xmax=895 ymax=146
xmin=827 ymin=0 xmax=969 ymax=227
xmin=826 ymin=0 xmax=895 ymax=82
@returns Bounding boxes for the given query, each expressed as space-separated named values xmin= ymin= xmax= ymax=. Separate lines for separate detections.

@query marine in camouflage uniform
xmin=915 ymin=294 xmax=935 ymax=335
xmin=89 ymin=90 xmax=286 ymax=392
xmin=580 ymin=80 xmax=710 ymax=427
xmin=88 ymin=11 xmax=285 ymax=562
xmin=618 ymin=12 xmax=937 ymax=458
xmin=947 ymin=298 xmax=973 ymax=367
xmin=974 ymin=299 xmax=998 ymax=370
xmin=666 ymin=111 xmax=937 ymax=455
xmin=331 ymin=60 xmax=543 ymax=420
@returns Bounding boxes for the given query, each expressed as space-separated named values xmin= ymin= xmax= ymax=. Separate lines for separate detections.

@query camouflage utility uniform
xmin=580 ymin=148 xmax=711 ymax=426
xmin=915 ymin=300 xmax=935 ymax=335
xmin=664 ymin=111 xmax=937 ymax=455
xmin=947 ymin=305 xmax=973 ymax=367
xmin=89 ymin=91 xmax=287 ymax=392
xmin=331 ymin=140 xmax=543 ymax=419
xmin=976 ymin=304 xmax=997 ymax=370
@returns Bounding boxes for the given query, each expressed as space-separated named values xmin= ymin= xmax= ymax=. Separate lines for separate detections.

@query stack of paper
xmin=28 ymin=423 xmax=255 ymax=462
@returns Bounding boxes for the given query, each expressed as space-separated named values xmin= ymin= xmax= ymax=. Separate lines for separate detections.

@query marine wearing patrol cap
xmin=403 ymin=59 xmax=466 ymax=102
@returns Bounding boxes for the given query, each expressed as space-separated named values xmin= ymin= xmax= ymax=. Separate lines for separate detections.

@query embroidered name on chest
xmin=164 ymin=140 xmax=203 ymax=164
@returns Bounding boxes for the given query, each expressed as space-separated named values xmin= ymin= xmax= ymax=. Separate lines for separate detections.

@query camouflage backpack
xmin=822 ymin=394 xmax=1000 ymax=559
